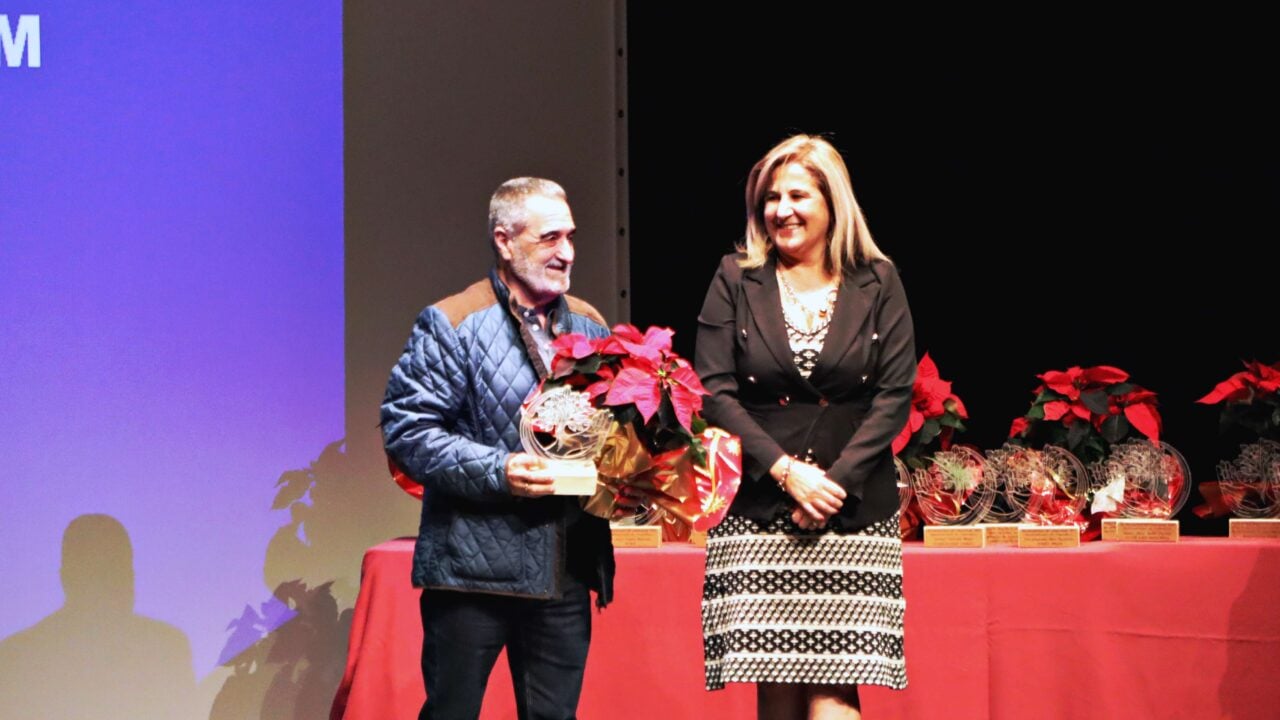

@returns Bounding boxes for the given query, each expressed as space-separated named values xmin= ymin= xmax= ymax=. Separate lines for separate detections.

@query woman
xmin=697 ymin=134 xmax=915 ymax=719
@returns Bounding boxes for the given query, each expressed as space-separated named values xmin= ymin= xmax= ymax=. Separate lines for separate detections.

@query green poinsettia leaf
xmin=575 ymin=355 xmax=604 ymax=374
xmin=1034 ymin=389 xmax=1061 ymax=405
xmin=906 ymin=455 xmax=930 ymax=471
xmin=939 ymin=413 xmax=965 ymax=430
xmin=687 ymin=437 xmax=708 ymax=467
xmin=1053 ymin=424 xmax=1072 ymax=444
xmin=614 ymin=405 xmax=639 ymax=426
xmin=1027 ymin=405 xmax=1045 ymax=421
xmin=919 ymin=418 xmax=943 ymax=444
xmin=1066 ymin=420 xmax=1091 ymax=452
xmin=690 ymin=415 xmax=708 ymax=435
xmin=655 ymin=394 xmax=677 ymax=429
xmin=1100 ymin=413 xmax=1131 ymax=444
xmin=1081 ymin=435 xmax=1108 ymax=465
xmin=1081 ymin=389 xmax=1110 ymax=416
xmin=1108 ymin=382 xmax=1136 ymax=396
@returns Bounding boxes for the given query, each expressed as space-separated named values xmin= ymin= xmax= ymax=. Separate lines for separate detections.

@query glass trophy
xmin=981 ymin=445 xmax=1031 ymax=525
xmin=988 ymin=444 xmax=1089 ymax=526
xmin=894 ymin=457 xmax=913 ymax=516
xmin=1089 ymin=440 xmax=1191 ymax=520
xmin=518 ymin=384 xmax=611 ymax=495
xmin=1217 ymin=439 xmax=1280 ymax=519
xmin=909 ymin=445 xmax=994 ymax=526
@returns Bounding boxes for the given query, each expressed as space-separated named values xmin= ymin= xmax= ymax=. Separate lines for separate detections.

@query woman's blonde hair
xmin=738 ymin=134 xmax=888 ymax=277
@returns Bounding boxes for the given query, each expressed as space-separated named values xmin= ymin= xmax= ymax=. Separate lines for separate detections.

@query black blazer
xmin=695 ymin=253 xmax=916 ymax=530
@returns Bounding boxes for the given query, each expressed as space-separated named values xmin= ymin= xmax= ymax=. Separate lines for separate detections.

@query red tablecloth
xmin=331 ymin=537 xmax=1280 ymax=720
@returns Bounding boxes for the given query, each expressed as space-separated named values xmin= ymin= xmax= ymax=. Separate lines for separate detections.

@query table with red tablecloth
xmin=330 ymin=537 xmax=1280 ymax=719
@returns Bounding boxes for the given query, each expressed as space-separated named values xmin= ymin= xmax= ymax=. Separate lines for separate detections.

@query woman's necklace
xmin=777 ymin=269 xmax=838 ymax=336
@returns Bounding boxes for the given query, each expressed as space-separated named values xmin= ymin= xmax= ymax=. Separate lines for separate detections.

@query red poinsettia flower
xmin=892 ymin=353 xmax=968 ymax=460
xmin=585 ymin=363 xmax=616 ymax=402
xmin=1196 ymin=360 xmax=1280 ymax=442
xmin=1043 ymin=400 xmax=1071 ymax=422
xmin=1115 ymin=391 xmax=1162 ymax=442
xmin=1197 ymin=360 xmax=1280 ymax=404
xmin=550 ymin=333 xmax=599 ymax=377
xmin=609 ymin=324 xmax=675 ymax=364
xmin=549 ymin=324 xmax=709 ymax=435
xmin=1010 ymin=364 xmax=1161 ymax=463
xmin=605 ymin=354 xmax=707 ymax=432
xmin=1036 ymin=365 xmax=1130 ymax=402
xmin=1009 ymin=417 xmax=1029 ymax=438
xmin=551 ymin=333 xmax=598 ymax=360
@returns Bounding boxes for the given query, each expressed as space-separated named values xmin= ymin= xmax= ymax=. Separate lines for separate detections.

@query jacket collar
xmin=489 ymin=267 xmax=571 ymax=379
xmin=741 ymin=254 xmax=879 ymax=394
xmin=488 ymin=267 xmax=572 ymax=335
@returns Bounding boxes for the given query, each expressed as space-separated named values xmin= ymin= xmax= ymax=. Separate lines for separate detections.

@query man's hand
xmin=506 ymin=453 xmax=556 ymax=497
xmin=610 ymin=484 xmax=656 ymax=520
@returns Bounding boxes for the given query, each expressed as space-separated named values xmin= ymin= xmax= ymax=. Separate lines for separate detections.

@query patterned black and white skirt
xmin=701 ymin=512 xmax=906 ymax=691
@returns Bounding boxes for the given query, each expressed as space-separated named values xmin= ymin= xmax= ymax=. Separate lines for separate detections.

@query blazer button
xmin=818 ymin=397 xmax=829 ymax=407
xmin=778 ymin=396 xmax=790 ymax=406
xmin=741 ymin=328 xmax=748 ymax=338
xmin=861 ymin=374 xmax=869 ymax=383
xmin=747 ymin=375 xmax=757 ymax=384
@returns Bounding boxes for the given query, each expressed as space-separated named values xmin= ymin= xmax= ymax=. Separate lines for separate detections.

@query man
xmin=382 ymin=177 xmax=615 ymax=720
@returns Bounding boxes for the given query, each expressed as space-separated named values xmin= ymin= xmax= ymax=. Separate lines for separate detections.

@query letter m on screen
xmin=1 ymin=14 xmax=41 ymax=68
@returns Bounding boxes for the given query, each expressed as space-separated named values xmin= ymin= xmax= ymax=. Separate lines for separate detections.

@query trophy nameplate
xmin=1228 ymin=518 xmax=1280 ymax=539
xmin=610 ymin=524 xmax=662 ymax=547
xmin=1017 ymin=525 xmax=1080 ymax=548
xmin=1101 ymin=518 xmax=1180 ymax=542
xmin=982 ymin=523 xmax=1023 ymax=546
xmin=924 ymin=525 xmax=986 ymax=548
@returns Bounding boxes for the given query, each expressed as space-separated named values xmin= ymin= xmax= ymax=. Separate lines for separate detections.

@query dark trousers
xmin=418 ymin=578 xmax=592 ymax=720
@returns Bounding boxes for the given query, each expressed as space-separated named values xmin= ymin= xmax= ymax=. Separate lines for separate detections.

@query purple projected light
xmin=0 ymin=0 xmax=342 ymax=679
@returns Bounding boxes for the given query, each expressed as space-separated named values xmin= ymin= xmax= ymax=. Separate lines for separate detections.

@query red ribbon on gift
xmin=649 ymin=428 xmax=742 ymax=541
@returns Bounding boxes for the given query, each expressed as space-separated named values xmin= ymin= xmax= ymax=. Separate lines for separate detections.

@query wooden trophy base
xmin=1101 ymin=518 xmax=1180 ymax=542
xmin=982 ymin=523 xmax=1023 ymax=546
xmin=1229 ymin=518 xmax=1280 ymax=539
xmin=541 ymin=458 xmax=600 ymax=496
xmin=1017 ymin=525 xmax=1080 ymax=548
xmin=923 ymin=525 xmax=986 ymax=548
xmin=610 ymin=523 xmax=662 ymax=548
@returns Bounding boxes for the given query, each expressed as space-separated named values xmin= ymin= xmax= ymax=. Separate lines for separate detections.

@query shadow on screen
xmin=0 ymin=514 xmax=198 ymax=719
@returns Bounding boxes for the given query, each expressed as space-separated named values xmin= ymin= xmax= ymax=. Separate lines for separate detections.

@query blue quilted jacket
xmin=381 ymin=270 xmax=615 ymax=604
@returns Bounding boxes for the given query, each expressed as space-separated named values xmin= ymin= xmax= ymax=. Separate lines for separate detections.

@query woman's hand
xmin=791 ymin=505 xmax=826 ymax=530
xmin=771 ymin=456 xmax=846 ymax=523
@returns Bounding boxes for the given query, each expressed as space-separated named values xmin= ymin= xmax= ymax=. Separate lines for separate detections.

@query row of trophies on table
xmin=896 ymin=438 xmax=1280 ymax=545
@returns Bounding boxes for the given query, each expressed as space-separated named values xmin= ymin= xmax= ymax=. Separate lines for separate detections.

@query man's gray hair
xmin=488 ymin=177 xmax=567 ymax=238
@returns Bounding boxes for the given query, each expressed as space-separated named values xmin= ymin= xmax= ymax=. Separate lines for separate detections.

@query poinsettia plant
xmin=892 ymin=353 xmax=968 ymax=469
xmin=545 ymin=323 xmax=740 ymax=536
xmin=548 ymin=324 xmax=710 ymax=457
xmin=1196 ymin=360 xmax=1280 ymax=441
xmin=1008 ymin=365 xmax=1161 ymax=465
